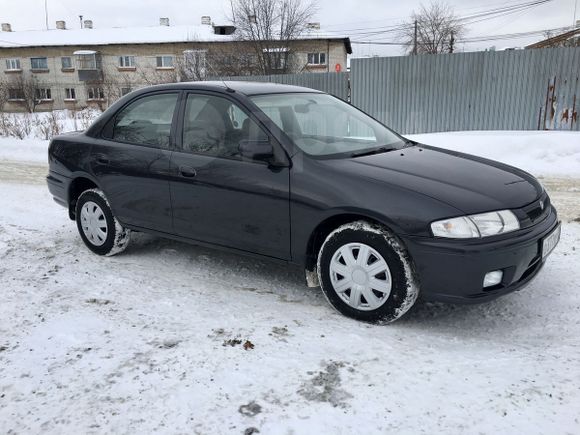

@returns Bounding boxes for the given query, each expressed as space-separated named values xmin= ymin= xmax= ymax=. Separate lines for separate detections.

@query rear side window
xmin=112 ymin=93 xmax=178 ymax=148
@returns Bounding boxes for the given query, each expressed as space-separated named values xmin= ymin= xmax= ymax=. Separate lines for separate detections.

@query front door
xmin=169 ymin=92 xmax=290 ymax=260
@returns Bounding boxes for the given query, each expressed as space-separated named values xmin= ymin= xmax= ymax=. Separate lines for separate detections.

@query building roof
xmin=0 ymin=24 xmax=352 ymax=53
xmin=526 ymin=27 xmax=580 ymax=49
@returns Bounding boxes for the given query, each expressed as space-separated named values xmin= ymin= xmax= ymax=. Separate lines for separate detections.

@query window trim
xmin=118 ymin=55 xmax=136 ymax=70
xmin=156 ymin=55 xmax=175 ymax=69
xmin=307 ymin=52 xmax=327 ymax=66
xmin=30 ymin=56 xmax=49 ymax=71
xmin=174 ymin=90 xmax=285 ymax=166
xmin=86 ymin=87 xmax=106 ymax=101
xmin=64 ymin=87 xmax=76 ymax=101
xmin=101 ymin=91 xmax=181 ymax=150
xmin=5 ymin=58 xmax=21 ymax=72
xmin=61 ymin=56 xmax=74 ymax=71
xmin=35 ymin=87 xmax=52 ymax=102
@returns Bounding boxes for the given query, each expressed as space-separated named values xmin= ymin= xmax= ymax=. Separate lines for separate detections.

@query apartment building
xmin=0 ymin=18 xmax=351 ymax=111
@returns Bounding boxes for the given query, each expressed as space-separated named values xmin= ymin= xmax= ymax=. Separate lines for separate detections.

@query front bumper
xmin=401 ymin=206 xmax=560 ymax=304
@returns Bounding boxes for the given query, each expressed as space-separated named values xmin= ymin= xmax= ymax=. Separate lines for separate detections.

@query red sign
xmin=335 ymin=63 xmax=342 ymax=73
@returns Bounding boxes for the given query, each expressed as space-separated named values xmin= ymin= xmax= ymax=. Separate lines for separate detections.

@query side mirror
xmin=239 ymin=139 xmax=274 ymax=162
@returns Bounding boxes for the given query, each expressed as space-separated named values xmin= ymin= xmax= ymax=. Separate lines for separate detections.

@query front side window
xmin=156 ymin=55 xmax=174 ymax=68
xmin=113 ymin=93 xmax=178 ymax=148
xmin=35 ymin=88 xmax=52 ymax=101
xmin=182 ymin=93 xmax=268 ymax=160
xmin=31 ymin=57 xmax=48 ymax=70
xmin=5 ymin=58 xmax=21 ymax=70
xmin=61 ymin=56 xmax=73 ymax=69
xmin=307 ymin=52 xmax=326 ymax=65
xmin=119 ymin=55 xmax=136 ymax=68
xmin=251 ymin=93 xmax=404 ymax=158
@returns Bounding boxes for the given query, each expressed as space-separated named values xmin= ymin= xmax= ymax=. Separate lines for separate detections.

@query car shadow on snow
xmin=112 ymin=232 xmax=545 ymax=333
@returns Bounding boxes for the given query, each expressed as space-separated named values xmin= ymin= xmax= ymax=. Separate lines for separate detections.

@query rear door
xmin=169 ymin=91 xmax=291 ymax=260
xmin=90 ymin=92 xmax=179 ymax=233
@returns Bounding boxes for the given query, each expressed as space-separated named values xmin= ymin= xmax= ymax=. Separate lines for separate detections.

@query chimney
xmin=306 ymin=22 xmax=321 ymax=30
xmin=56 ymin=20 xmax=66 ymax=30
xmin=160 ymin=17 xmax=170 ymax=26
xmin=83 ymin=20 xmax=93 ymax=29
xmin=1 ymin=23 xmax=12 ymax=32
xmin=201 ymin=16 xmax=212 ymax=25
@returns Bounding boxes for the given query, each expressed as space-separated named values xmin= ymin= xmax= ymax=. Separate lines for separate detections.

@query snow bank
xmin=0 ymin=137 xmax=49 ymax=164
xmin=408 ymin=130 xmax=580 ymax=177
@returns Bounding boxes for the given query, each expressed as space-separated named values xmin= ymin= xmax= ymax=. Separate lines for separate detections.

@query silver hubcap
xmin=80 ymin=201 xmax=108 ymax=246
xmin=329 ymin=243 xmax=392 ymax=311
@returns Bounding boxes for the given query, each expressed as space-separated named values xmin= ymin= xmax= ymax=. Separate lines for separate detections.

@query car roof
xmin=142 ymin=80 xmax=324 ymax=96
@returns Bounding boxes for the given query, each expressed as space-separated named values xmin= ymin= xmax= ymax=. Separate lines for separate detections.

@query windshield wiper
xmin=351 ymin=146 xmax=395 ymax=158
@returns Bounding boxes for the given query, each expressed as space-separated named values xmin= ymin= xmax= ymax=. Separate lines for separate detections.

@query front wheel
xmin=317 ymin=221 xmax=419 ymax=323
xmin=75 ymin=189 xmax=131 ymax=256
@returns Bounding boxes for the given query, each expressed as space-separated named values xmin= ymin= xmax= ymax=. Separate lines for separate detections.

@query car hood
xmin=328 ymin=145 xmax=542 ymax=215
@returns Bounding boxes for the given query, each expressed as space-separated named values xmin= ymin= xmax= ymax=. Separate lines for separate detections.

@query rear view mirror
xmin=239 ymin=139 xmax=274 ymax=162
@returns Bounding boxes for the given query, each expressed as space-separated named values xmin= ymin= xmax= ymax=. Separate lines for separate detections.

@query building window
xmin=61 ymin=57 xmax=73 ymax=70
xmin=307 ymin=52 xmax=326 ymax=65
xmin=30 ymin=57 xmax=49 ymax=70
xmin=87 ymin=87 xmax=105 ymax=100
xmin=120 ymin=87 xmax=132 ymax=96
xmin=8 ymin=88 xmax=24 ymax=100
xmin=75 ymin=52 xmax=97 ymax=70
xmin=119 ymin=56 xmax=136 ymax=68
xmin=5 ymin=58 xmax=21 ymax=71
xmin=64 ymin=88 xmax=76 ymax=100
xmin=263 ymin=48 xmax=288 ymax=70
xmin=156 ymin=55 xmax=174 ymax=68
xmin=35 ymin=88 xmax=52 ymax=101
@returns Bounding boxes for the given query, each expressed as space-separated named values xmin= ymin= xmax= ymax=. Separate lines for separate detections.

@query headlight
xmin=431 ymin=210 xmax=520 ymax=239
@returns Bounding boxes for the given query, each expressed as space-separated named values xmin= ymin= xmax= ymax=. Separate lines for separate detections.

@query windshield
xmin=250 ymin=93 xmax=405 ymax=157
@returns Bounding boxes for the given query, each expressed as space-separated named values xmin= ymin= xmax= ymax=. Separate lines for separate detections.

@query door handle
xmin=95 ymin=154 xmax=109 ymax=165
xmin=179 ymin=166 xmax=197 ymax=178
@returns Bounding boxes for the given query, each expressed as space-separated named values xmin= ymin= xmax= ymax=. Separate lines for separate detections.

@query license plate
xmin=542 ymin=224 xmax=561 ymax=260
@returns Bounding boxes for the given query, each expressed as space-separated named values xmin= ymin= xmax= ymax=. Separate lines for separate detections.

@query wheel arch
xmin=68 ymin=174 xmax=101 ymax=220
xmin=303 ymin=212 xmax=402 ymax=285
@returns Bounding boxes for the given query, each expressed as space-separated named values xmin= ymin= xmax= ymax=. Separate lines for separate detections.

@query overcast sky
xmin=0 ymin=0 xmax=577 ymax=56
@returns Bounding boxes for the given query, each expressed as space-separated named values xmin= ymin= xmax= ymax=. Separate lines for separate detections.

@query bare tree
xmin=230 ymin=0 xmax=317 ymax=74
xmin=0 ymin=78 xmax=9 ymax=112
xmin=10 ymin=75 xmax=42 ymax=113
xmin=400 ymin=1 xmax=465 ymax=54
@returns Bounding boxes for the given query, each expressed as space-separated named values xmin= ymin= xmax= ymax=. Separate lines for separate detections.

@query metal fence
xmin=213 ymin=72 xmax=350 ymax=101
xmin=351 ymin=47 xmax=580 ymax=134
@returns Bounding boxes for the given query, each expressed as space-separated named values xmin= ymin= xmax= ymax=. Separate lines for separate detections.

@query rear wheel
xmin=75 ymin=189 xmax=131 ymax=256
xmin=317 ymin=221 xmax=419 ymax=323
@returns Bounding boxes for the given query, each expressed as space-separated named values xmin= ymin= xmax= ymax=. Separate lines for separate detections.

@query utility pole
xmin=413 ymin=20 xmax=418 ymax=55
xmin=79 ymin=15 xmax=83 ymax=29
xmin=44 ymin=0 xmax=49 ymax=30
xmin=449 ymin=31 xmax=455 ymax=53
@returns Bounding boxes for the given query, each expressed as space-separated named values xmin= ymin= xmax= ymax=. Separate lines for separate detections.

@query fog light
xmin=483 ymin=270 xmax=503 ymax=288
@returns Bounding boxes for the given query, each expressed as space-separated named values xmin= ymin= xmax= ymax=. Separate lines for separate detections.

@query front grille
xmin=519 ymin=192 xmax=550 ymax=227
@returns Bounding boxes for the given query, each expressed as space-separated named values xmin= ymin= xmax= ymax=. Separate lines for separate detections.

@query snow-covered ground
xmin=1 ymin=130 xmax=580 ymax=434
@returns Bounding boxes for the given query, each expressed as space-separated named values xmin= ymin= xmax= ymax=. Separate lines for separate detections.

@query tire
xmin=75 ymin=188 xmax=131 ymax=256
xmin=317 ymin=221 xmax=419 ymax=323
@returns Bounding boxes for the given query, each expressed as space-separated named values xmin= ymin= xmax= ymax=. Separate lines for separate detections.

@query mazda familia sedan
xmin=47 ymin=82 xmax=561 ymax=323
